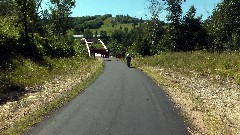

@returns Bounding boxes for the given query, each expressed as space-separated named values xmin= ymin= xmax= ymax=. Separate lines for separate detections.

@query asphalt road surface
xmin=25 ymin=57 xmax=190 ymax=135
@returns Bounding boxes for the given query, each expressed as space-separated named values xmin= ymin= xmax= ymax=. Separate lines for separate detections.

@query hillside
xmin=90 ymin=17 xmax=135 ymax=36
xmin=71 ymin=14 xmax=141 ymax=36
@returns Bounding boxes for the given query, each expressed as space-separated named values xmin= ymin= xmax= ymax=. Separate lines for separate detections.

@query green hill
xmin=90 ymin=17 xmax=135 ymax=36
xmin=71 ymin=14 xmax=141 ymax=36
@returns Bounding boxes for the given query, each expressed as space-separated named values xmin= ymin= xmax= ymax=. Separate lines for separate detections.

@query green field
xmin=91 ymin=17 xmax=134 ymax=36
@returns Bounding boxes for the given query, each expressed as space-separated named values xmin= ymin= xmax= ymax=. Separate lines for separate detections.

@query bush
xmin=44 ymin=41 xmax=75 ymax=58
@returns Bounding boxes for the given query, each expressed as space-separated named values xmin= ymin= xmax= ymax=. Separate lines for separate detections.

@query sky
xmin=43 ymin=0 xmax=223 ymax=20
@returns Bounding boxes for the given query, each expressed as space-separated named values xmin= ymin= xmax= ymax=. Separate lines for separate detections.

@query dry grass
xmin=133 ymin=52 xmax=240 ymax=135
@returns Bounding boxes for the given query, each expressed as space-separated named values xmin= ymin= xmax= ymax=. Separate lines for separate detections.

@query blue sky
xmin=43 ymin=0 xmax=222 ymax=20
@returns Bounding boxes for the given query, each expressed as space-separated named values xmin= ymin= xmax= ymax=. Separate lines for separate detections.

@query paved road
xmin=25 ymin=57 xmax=189 ymax=135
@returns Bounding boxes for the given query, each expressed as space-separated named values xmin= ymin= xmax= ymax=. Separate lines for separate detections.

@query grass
xmin=0 ymin=40 xmax=88 ymax=103
xmin=134 ymin=51 xmax=240 ymax=83
xmin=0 ymin=57 xmax=89 ymax=102
xmin=91 ymin=17 xmax=134 ymax=36
xmin=133 ymin=51 xmax=240 ymax=134
xmin=1 ymin=58 xmax=103 ymax=135
xmin=0 ymin=38 xmax=104 ymax=134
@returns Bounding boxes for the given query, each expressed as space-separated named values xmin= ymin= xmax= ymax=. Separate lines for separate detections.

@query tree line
xmin=0 ymin=0 xmax=81 ymax=71
xmin=1 ymin=0 xmax=239 ymax=69
xmin=108 ymin=0 xmax=240 ymax=57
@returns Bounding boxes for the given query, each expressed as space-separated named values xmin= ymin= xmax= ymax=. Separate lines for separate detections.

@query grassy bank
xmin=135 ymin=51 xmax=240 ymax=84
xmin=0 ymin=57 xmax=103 ymax=134
xmin=133 ymin=51 xmax=240 ymax=135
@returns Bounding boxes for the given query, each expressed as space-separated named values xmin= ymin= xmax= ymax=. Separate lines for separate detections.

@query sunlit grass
xmin=4 ymin=57 xmax=88 ymax=87
xmin=91 ymin=17 xmax=134 ymax=36
xmin=133 ymin=51 xmax=240 ymax=134
xmin=134 ymin=51 xmax=240 ymax=83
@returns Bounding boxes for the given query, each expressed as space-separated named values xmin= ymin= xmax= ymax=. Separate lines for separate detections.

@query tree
xmin=131 ymin=24 xmax=151 ymax=56
xmin=99 ymin=30 xmax=110 ymax=43
xmin=111 ymin=29 xmax=124 ymax=43
xmin=165 ymin=0 xmax=186 ymax=51
xmin=108 ymin=40 xmax=125 ymax=57
xmin=205 ymin=0 xmax=240 ymax=51
xmin=50 ymin=0 xmax=75 ymax=35
xmin=83 ymin=28 xmax=93 ymax=39
xmin=182 ymin=5 xmax=207 ymax=51
xmin=0 ymin=0 xmax=15 ymax=16
xmin=147 ymin=0 xmax=164 ymax=54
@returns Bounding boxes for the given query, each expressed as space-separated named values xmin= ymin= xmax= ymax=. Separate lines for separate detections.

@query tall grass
xmin=0 ymin=56 xmax=92 ymax=102
xmin=0 ymin=39 xmax=90 ymax=103
xmin=134 ymin=51 xmax=240 ymax=83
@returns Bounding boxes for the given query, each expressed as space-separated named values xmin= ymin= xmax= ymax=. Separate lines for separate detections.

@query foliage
xmin=0 ymin=38 xmax=88 ymax=102
xmin=0 ymin=16 xmax=20 ymax=42
xmin=83 ymin=28 xmax=93 ymax=39
xmin=111 ymin=29 xmax=125 ymax=43
xmin=99 ymin=30 xmax=110 ymax=43
xmin=0 ymin=0 xmax=16 ymax=16
xmin=49 ymin=0 xmax=76 ymax=35
xmin=90 ymin=43 xmax=104 ymax=49
xmin=108 ymin=40 xmax=125 ymax=57
xmin=204 ymin=0 xmax=240 ymax=51
xmin=66 ymin=29 xmax=75 ymax=45
xmin=0 ymin=0 xmax=91 ymax=105
xmin=146 ymin=0 xmax=164 ymax=53
xmin=90 ymin=17 xmax=136 ymax=36
xmin=181 ymin=6 xmax=208 ymax=51
xmin=72 ymin=14 xmax=113 ymax=34
xmin=115 ymin=14 xmax=141 ymax=24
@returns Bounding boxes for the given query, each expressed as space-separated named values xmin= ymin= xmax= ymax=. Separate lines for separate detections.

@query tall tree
xmin=16 ymin=0 xmax=38 ymax=49
xmin=50 ymin=0 xmax=75 ymax=35
xmin=165 ymin=0 xmax=186 ymax=51
xmin=182 ymin=5 xmax=207 ymax=51
xmin=147 ymin=0 xmax=164 ymax=54
xmin=205 ymin=0 xmax=240 ymax=51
